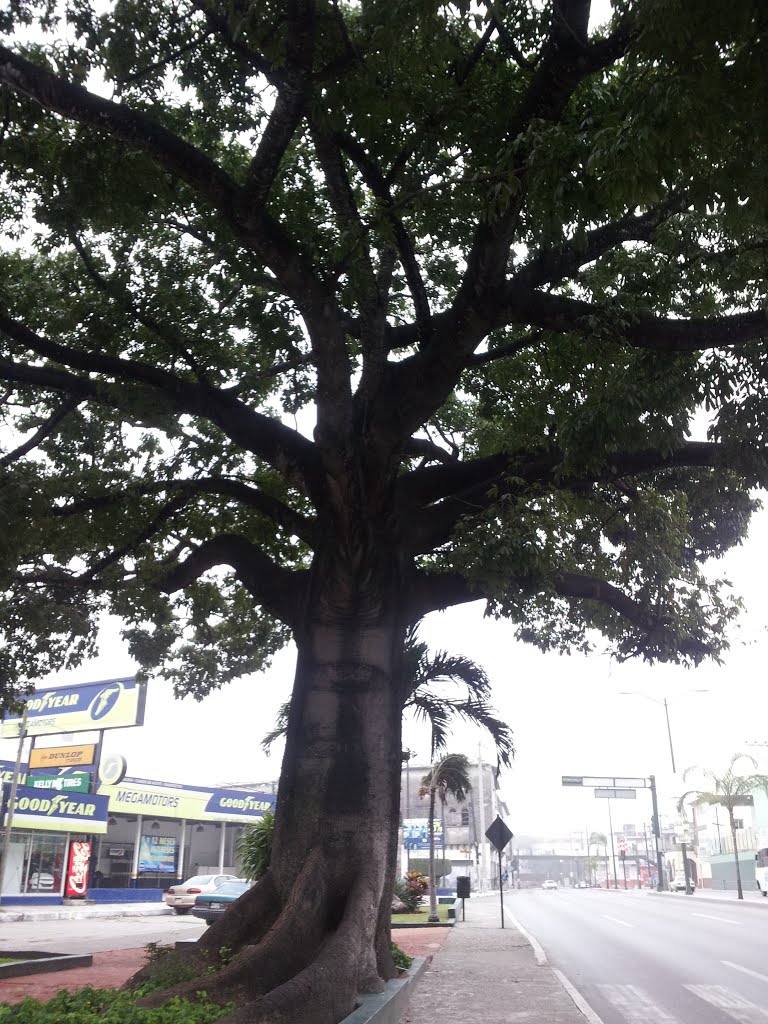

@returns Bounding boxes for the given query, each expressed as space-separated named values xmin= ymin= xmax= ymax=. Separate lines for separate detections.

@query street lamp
xmin=620 ymin=689 xmax=709 ymax=895
xmin=619 ymin=690 xmax=709 ymax=774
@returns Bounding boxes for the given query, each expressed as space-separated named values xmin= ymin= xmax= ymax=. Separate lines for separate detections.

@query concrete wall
xmin=709 ymin=851 xmax=757 ymax=892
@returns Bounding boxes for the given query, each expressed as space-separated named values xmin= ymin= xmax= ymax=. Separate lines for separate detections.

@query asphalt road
xmin=0 ymin=912 xmax=206 ymax=954
xmin=506 ymin=888 xmax=768 ymax=1024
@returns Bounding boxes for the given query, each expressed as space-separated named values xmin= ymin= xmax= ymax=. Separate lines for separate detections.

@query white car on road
xmin=541 ymin=879 xmax=558 ymax=890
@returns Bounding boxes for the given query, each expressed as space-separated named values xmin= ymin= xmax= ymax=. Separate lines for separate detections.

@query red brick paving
xmin=0 ymin=928 xmax=451 ymax=1005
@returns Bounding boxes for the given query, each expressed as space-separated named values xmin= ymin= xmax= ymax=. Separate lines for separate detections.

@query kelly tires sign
xmin=0 ymin=676 xmax=146 ymax=738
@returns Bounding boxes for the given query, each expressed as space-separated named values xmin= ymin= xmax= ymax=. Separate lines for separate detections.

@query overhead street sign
xmin=594 ymin=788 xmax=637 ymax=799
xmin=562 ymin=775 xmax=647 ymax=789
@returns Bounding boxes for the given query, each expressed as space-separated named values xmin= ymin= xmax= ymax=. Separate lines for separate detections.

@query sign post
xmin=485 ymin=816 xmax=513 ymax=929
xmin=0 ymin=705 xmax=27 ymax=905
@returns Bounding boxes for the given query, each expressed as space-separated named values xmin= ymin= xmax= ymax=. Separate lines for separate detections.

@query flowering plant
xmin=395 ymin=870 xmax=429 ymax=911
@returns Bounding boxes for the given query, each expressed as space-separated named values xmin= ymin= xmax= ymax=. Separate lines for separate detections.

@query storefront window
xmin=1 ymin=831 xmax=67 ymax=895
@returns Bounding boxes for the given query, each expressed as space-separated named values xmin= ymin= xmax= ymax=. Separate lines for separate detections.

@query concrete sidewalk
xmin=400 ymin=894 xmax=587 ymax=1024
xmin=0 ymin=901 xmax=171 ymax=923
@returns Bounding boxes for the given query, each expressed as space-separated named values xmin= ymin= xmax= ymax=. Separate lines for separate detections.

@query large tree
xmin=1 ymin=1 xmax=767 ymax=1021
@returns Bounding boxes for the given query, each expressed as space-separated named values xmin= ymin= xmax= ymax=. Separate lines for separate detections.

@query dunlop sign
xmin=1 ymin=676 xmax=146 ymax=738
xmin=29 ymin=745 xmax=96 ymax=770
xmin=4 ymin=785 xmax=109 ymax=834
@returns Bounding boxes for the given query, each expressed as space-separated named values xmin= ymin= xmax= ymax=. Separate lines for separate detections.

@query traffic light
xmin=619 ymin=850 xmax=626 ymax=861
xmin=651 ymin=815 xmax=659 ymax=835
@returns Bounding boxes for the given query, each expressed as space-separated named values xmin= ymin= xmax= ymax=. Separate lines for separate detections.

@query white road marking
xmin=598 ymin=984 xmax=679 ymax=1024
xmin=602 ymin=915 xmax=633 ymax=928
xmin=554 ymin=969 xmax=608 ymax=1024
xmin=686 ymin=985 xmax=768 ymax=1024
xmin=692 ymin=913 xmax=740 ymax=924
xmin=723 ymin=961 xmax=768 ymax=985
xmin=504 ymin=908 xmax=548 ymax=966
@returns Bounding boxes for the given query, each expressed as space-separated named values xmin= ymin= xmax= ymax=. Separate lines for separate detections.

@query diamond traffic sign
xmin=485 ymin=815 xmax=513 ymax=852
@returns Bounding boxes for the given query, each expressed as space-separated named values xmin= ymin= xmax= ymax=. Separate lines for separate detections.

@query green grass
xmin=391 ymin=904 xmax=450 ymax=924
xmin=0 ymin=957 xmax=26 ymax=964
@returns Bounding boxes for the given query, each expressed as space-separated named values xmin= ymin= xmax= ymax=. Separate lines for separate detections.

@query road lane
xmin=506 ymin=888 xmax=768 ymax=1024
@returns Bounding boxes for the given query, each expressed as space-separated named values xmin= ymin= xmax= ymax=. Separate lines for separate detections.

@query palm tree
xmin=588 ymin=832 xmax=608 ymax=886
xmin=401 ymin=629 xmax=513 ymax=767
xmin=262 ymin=628 xmax=514 ymax=766
xmin=419 ymin=753 xmax=472 ymax=922
xmin=679 ymin=754 xmax=768 ymax=899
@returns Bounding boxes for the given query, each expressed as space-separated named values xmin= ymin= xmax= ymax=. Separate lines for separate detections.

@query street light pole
xmin=607 ymin=797 xmax=619 ymax=889
xmin=663 ymin=698 xmax=676 ymax=774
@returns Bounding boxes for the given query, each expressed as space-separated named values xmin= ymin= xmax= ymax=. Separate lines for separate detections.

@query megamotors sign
xmin=0 ymin=677 xmax=146 ymax=738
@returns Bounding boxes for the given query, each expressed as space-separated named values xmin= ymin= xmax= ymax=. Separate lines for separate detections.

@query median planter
xmin=341 ymin=957 xmax=428 ymax=1024
xmin=0 ymin=950 xmax=93 ymax=979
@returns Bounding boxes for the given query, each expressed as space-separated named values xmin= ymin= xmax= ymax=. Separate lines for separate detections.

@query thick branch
xmin=55 ymin=477 xmax=317 ymax=546
xmin=241 ymin=0 xmax=316 ymax=209
xmin=0 ymin=44 xmax=239 ymax=217
xmin=406 ymin=567 xmax=711 ymax=661
xmin=334 ymin=131 xmax=432 ymax=346
xmin=158 ymin=533 xmax=307 ymax=626
xmin=0 ymin=44 xmax=328 ymax=315
xmin=517 ymin=291 xmax=768 ymax=352
xmin=400 ymin=441 xmax=736 ymax=553
xmin=0 ymin=315 xmax=323 ymax=492
xmin=0 ymin=397 xmax=80 ymax=465
xmin=553 ymin=572 xmax=710 ymax=659
xmin=513 ymin=195 xmax=687 ymax=290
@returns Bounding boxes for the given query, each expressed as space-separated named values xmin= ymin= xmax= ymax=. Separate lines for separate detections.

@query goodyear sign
xmin=1 ymin=677 xmax=146 ymax=738
xmin=4 ymin=784 xmax=109 ymax=834
xmin=204 ymin=789 xmax=275 ymax=818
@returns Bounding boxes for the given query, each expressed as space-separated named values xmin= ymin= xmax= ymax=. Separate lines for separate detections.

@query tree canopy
xmin=1 ymin=2 xmax=768 ymax=1019
xmin=0 ymin=0 xmax=766 ymax=705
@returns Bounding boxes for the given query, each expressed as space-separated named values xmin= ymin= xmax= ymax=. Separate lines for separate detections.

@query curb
xmin=0 ymin=951 xmax=94 ymax=979
xmin=0 ymin=904 xmax=172 ymax=923
xmin=649 ymin=891 xmax=768 ymax=909
xmin=342 ymin=956 xmax=428 ymax=1024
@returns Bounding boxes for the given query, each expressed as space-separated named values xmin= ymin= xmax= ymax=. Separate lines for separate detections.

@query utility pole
xmin=607 ymin=797 xmax=619 ymax=889
xmin=477 ymin=745 xmax=486 ymax=892
xmin=0 ymin=705 xmax=28 ymax=904
xmin=649 ymin=775 xmax=664 ymax=892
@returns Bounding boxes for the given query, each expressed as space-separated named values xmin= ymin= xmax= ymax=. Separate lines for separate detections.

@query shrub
xmin=237 ymin=812 xmax=275 ymax=881
xmin=408 ymin=857 xmax=450 ymax=884
xmin=140 ymin=943 xmax=198 ymax=992
xmin=394 ymin=870 xmax=429 ymax=912
xmin=391 ymin=943 xmax=413 ymax=971
xmin=0 ymin=986 xmax=233 ymax=1023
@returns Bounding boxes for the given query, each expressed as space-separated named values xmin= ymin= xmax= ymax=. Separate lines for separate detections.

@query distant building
xmin=399 ymin=757 xmax=509 ymax=890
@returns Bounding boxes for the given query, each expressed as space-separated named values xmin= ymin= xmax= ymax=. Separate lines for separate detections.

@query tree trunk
xmin=730 ymin=809 xmax=744 ymax=899
xmin=132 ymin=608 xmax=408 ymax=1024
xmin=427 ymin=785 xmax=439 ymax=922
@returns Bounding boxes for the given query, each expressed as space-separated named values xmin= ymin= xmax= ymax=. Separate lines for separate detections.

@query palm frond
xmin=420 ymin=753 xmax=473 ymax=804
xmin=261 ymin=701 xmax=291 ymax=754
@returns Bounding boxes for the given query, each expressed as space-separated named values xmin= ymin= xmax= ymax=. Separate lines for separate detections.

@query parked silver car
xmin=164 ymin=873 xmax=238 ymax=914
